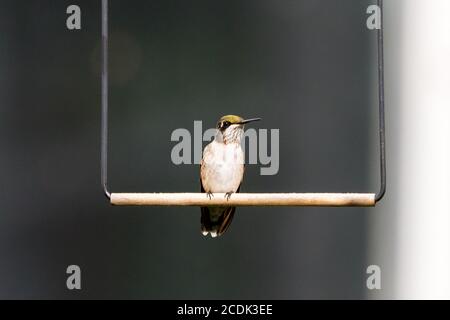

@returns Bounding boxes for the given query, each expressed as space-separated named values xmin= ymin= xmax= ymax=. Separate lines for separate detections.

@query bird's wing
xmin=216 ymin=206 xmax=236 ymax=236
xmin=216 ymin=184 xmax=241 ymax=236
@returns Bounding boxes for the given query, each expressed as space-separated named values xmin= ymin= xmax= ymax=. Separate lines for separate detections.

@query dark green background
xmin=0 ymin=0 xmax=378 ymax=299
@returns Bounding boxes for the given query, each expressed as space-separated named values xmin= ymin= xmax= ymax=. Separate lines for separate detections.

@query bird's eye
xmin=223 ymin=121 xmax=231 ymax=128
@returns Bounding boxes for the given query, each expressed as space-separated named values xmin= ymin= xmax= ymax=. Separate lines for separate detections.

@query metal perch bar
xmin=111 ymin=193 xmax=376 ymax=207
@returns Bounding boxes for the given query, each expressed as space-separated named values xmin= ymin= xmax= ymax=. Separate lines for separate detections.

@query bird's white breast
xmin=201 ymin=141 xmax=244 ymax=193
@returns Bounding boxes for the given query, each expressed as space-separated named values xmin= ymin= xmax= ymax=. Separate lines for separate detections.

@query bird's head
xmin=216 ymin=115 xmax=261 ymax=144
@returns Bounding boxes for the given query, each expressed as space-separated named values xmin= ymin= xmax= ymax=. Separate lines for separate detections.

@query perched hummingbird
xmin=200 ymin=115 xmax=261 ymax=238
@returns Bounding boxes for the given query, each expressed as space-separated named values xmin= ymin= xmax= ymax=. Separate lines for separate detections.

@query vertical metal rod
xmin=375 ymin=0 xmax=386 ymax=202
xmin=101 ymin=0 xmax=111 ymax=199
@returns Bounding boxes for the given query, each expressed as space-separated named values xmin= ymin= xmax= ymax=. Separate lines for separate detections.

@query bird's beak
xmin=239 ymin=118 xmax=262 ymax=125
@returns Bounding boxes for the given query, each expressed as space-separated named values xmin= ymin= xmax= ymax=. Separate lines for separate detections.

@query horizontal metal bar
xmin=111 ymin=193 xmax=376 ymax=207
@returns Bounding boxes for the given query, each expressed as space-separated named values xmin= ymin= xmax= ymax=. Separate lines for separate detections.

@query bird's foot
xmin=206 ymin=192 xmax=214 ymax=200
xmin=225 ymin=192 xmax=234 ymax=201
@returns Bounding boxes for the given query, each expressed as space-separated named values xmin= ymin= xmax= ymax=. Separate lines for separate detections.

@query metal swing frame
xmin=100 ymin=0 xmax=386 ymax=207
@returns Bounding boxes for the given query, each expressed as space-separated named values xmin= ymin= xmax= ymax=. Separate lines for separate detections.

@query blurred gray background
xmin=0 ymin=0 xmax=382 ymax=299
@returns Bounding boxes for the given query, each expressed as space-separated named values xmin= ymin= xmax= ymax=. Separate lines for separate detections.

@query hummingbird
xmin=200 ymin=115 xmax=261 ymax=238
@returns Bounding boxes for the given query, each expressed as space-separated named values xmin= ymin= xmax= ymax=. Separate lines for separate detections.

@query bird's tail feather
xmin=201 ymin=206 xmax=236 ymax=238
